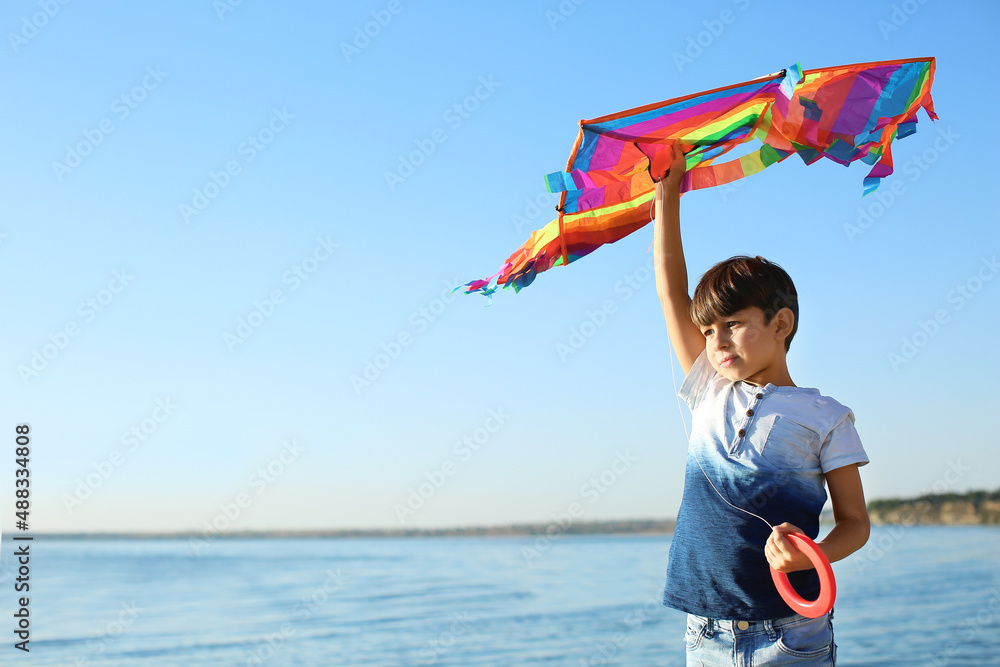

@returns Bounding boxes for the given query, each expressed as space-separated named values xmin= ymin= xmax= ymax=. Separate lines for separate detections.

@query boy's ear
xmin=773 ymin=307 xmax=795 ymax=343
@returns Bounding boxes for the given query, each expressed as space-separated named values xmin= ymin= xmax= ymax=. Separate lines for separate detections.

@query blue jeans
xmin=685 ymin=609 xmax=836 ymax=665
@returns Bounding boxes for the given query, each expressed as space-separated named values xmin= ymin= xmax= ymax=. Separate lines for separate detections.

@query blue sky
xmin=2 ymin=0 xmax=997 ymax=533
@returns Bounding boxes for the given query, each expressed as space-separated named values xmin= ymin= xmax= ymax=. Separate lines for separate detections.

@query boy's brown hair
xmin=690 ymin=255 xmax=799 ymax=352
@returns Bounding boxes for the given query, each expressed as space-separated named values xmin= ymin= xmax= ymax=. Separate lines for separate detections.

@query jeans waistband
xmin=690 ymin=608 xmax=832 ymax=637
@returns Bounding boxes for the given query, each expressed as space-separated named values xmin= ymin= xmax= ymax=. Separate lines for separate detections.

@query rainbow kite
xmin=460 ymin=57 xmax=937 ymax=299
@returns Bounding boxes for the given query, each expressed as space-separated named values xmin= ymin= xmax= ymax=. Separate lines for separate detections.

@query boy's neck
xmin=740 ymin=360 xmax=795 ymax=388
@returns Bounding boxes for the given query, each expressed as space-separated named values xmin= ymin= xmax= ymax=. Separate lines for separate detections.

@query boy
xmin=653 ymin=143 xmax=870 ymax=665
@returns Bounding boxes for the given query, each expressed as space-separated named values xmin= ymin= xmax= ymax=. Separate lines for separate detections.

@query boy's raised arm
xmin=653 ymin=143 xmax=705 ymax=374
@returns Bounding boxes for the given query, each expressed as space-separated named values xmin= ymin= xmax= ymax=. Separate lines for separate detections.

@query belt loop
xmin=706 ymin=618 xmax=715 ymax=638
xmin=764 ymin=618 xmax=777 ymax=641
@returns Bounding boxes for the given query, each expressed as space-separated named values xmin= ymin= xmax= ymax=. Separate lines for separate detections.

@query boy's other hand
xmin=765 ymin=523 xmax=816 ymax=573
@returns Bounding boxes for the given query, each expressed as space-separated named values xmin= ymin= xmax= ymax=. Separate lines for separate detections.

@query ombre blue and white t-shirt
xmin=662 ymin=348 xmax=869 ymax=620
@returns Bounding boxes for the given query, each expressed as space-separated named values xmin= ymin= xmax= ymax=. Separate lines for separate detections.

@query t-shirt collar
xmin=739 ymin=379 xmax=818 ymax=395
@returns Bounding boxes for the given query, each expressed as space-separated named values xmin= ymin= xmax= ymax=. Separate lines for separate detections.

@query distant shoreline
xmin=9 ymin=489 xmax=998 ymax=539
xmin=867 ymin=488 xmax=1000 ymax=526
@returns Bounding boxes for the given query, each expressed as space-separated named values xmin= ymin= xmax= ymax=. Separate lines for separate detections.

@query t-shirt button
xmin=755 ymin=393 xmax=763 ymax=399
xmin=737 ymin=429 xmax=746 ymax=437
xmin=737 ymin=620 xmax=750 ymax=631
xmin=746 ymin=409 xmax=754 ymax=416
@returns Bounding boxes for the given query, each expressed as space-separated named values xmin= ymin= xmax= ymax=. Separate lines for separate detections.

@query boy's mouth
xmin=720 ymin=355 xmax=737 ymax=368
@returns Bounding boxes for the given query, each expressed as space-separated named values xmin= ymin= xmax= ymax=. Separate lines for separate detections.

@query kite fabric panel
xmin=459 ymin=57 xmax=937 ymax=300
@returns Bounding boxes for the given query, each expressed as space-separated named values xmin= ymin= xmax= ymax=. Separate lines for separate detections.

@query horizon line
xmin=2 ymin=517 xmax=678 ymax=539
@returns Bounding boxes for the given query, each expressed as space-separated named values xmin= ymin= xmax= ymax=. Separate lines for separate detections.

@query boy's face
xmin=699 ymin=306 xmax=792 ymax=385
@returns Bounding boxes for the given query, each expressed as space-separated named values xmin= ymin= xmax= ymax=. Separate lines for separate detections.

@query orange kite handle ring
xmin=769 ymin=532 xmax=836 ymax=618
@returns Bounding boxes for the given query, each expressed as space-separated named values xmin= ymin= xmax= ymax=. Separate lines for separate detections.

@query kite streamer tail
xmin=453 ymin=264 xmax=509 ymax=305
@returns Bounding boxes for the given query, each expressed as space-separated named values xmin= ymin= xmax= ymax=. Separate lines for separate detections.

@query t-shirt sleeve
xmin=818 ymin=409 xmax=870 ymax=473
xmin=678 ymin=347 xmax=715 ymax=412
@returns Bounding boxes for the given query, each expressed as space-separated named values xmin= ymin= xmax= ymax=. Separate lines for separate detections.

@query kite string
xmin=651 ymin=166 xmax=776 ymax=532
xmin=668 ymin=340 xmax=774 ymax=531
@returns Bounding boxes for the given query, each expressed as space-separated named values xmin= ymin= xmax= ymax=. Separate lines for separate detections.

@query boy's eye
xmin=702 ymin=329 xmax=713 ymax=337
